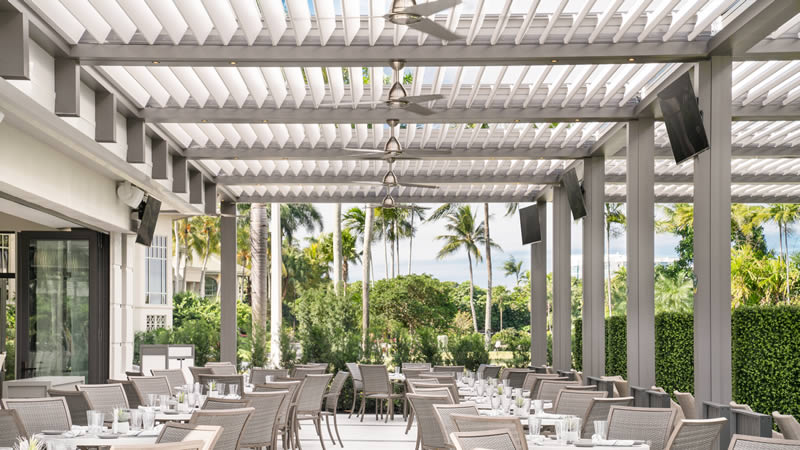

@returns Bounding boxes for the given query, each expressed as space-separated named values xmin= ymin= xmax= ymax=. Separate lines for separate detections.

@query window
xmin=204 ymin=276 xmax=218 ymax=298
xmin=145 ymin=235 xmax=168 ymax=305
xmin=0 ymin=234 xmax=9 ymax=273
xmin=146 ymin=314 xmax=167 ymax=331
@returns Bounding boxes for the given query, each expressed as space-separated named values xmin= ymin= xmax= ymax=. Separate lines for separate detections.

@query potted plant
xmin=14 ymin=437 xmax=45 ymax=450
xmin=113 ymin=408 xmax=130 ymax=434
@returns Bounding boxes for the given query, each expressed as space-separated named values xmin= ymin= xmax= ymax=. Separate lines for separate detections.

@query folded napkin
xmin=63 ymin=428 xmax=86 ymax=438
xmin=138 ymin=425 xmax=164 ymax=437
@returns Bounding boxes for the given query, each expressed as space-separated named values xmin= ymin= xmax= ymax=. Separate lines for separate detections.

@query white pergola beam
xmin=217 ymin=174 xmax=561 ymax=185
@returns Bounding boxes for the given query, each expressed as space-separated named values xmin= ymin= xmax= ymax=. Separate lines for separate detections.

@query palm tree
xmin=436 ymin=206 xmax=497 ymax=332
xmin=483 ymin=203 xmax=495 ymax=343
xmin=188 ymin=215 xmax=221 ymax=296
xmin=362 ymin=206 xmax=375 ymax=349
xmin=767 ymin=204 xmax=800 ymax=301
xmin=604 ymin=203 xmax=626 ymax=316
xmin=503 ymin=256 xmax=525 ymax=286
xmin=654 ymin=272 xmax=693 ymax=313
xmin=406 ymin=205 xmax=428 ymax=275
xmin=249 ymin=204 xmax=268 ymax=333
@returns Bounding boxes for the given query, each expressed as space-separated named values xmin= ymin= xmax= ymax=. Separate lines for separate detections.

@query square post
xmin=531 ymin=200 xmax=548 ymax=366
xmin=582 ymin=155 xmax=606 ymax=378
xmin=220 ymin=201 xmax=238 ymax=363
xmin=270 ymin=203 xmax=283 ymax=368
xmin=552 ymin=187 xmax=572 ymax=371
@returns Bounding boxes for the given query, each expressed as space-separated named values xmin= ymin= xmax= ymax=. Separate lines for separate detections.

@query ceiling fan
xmin=344 ymin=119 xmax=452 ymax=160
xmin=385 ymin=0 xmax=463 ymax=41
xmin=355 ymin=160 xmax=440 ymax=190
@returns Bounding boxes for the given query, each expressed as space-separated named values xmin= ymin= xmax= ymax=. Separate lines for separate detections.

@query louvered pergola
xmin=5 ymin=0 xmax=800 ymax=419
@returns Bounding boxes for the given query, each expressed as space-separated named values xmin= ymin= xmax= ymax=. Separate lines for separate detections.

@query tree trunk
xmin=467 ymin=252 xmax=478 ymax=333
xmin=250 ymin=204 xmax=268 ymax=334
xmin=786 ymin=226 xmax=791 ymax=302
xmin=362 ymin=207 xmax=375 ymax=349
xmin=333 ymin=203 xmax=343 ymax=294
xmin=483 ymin=203 xmax=493 ymax=345
xmin=390 ymin=221 xmax=396 ymax=278
xmin=200 ymin=244 xmax=210 ymax=297
xmin=606 ymin=224 xmax=613 ymax=317
xmin=408 ymin=207 xmax=414 ymax=275
xmin=173 ymin=220 xmax=181 ymax=292
xmin=383 ymin=221 xmax=389 ymax=279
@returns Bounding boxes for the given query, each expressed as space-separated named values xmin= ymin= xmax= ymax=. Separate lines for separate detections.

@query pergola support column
xmin=552 ymin=187 xmax=572 ymax=371
xmin=626 ymin=119 xmax=656 ymax=387
xmin=582 ymin=156 xmax=606 ymax=378
xmin=530 ymin=200 xmax=548 ymax=367
xmin=694 ymin=57 xmax=733 ymax=411
xmin=219 ymin=201 xmax=237 ymax=363
xmin=270 ymin=202 xmax=283 ymax=368
xmin=0 ymin=3 xmax=28 ymax=80
xmin=333 ymin=203 xmax=342 ymax=293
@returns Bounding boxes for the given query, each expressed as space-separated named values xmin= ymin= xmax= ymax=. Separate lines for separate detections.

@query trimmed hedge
xmin=654 ymin=312 xmax=694 ymax=395
xmin=605 ymin=316 xmax=628 ymax=378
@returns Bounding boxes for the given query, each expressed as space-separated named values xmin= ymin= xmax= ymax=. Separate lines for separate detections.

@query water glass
xmin=142 ymin=410 xmax=155 ymax=431
xmin=517 ymin=398 xmax=531 ymax=418
xmin=566 ymin=417 xmax=582 ymax=443
xmin=194 ymin=382 xmax=202 ymax=394
xmin=502 ymin=378 xmax=510 ymax=389
xmin=555 ymin=420 xmax=568 ymax=443
xmin=476 ymin=382 xmax=485 ymax=398
xmin=229 ymin=383 xmax=239 ymax=397
xmin=593 ymin=420 xmax=608 ymax=442
xmin=129 ymin=409 xmax=142 ymax=431
xmin=532 ymin=399 xmax=544 ymax=415
xmin=490 ymin=394 xmax=501 ymax=412
xmin=501 ymin=396 xmax=512 ymax=415
xmin=87 ymin=410 xmax=103 ymax=434
xmin=528 ymin=417 xmax=542 ymax=437
xmin=147 ymin=393 xmax=157 ymax=407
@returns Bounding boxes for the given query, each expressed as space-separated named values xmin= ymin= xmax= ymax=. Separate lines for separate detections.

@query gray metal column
xmin=333 ymin=203 xmax=342 ymax=293
xmin=694 ymin=57 xmax=733 ymax=409
xmin=552 ymin=188 xmax=572 ymax=371
xmin=626 ymin=119 xmax=656 ymax=387
xmin=582 ymin=156 xmax=606 ymax=378
xmin=531 ymin=200 xmax=548 ymax=366
xmin=219 ymin=201 xmax=238 ymax=363
xmin=270 ymin=203 xmax=283 ymax=367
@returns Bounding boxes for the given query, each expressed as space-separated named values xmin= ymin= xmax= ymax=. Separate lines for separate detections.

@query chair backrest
xmin=189 ymin=366 xmax=214 ymax=383
xmin=403 ymin=368 xmax=429 ymax=380
xmin=501 ymin=369 xmax=533 ymax=389
xmin=209 ymin=365 xmax=238 ymax=375
xmin=151 ymin=369 xmax=187 ymax=392
xmin=111 ymin=441 xmax=208 ymax=450
xmin=731 ymin=408 xmax=773 ymax=439
xmin=451 ymin=413 xmax=528 ymax=450
xmin=728 ymin=435 xmax=800 ymax=449
xmin=407 ymin=393 xmax=454 ymax=449
xmin=565 ymin=385 xmax=599 ymax=391
xmin=109 ymin=378 xmax=142 ymax=409
xmin=675 ymin=391 xmax=699 ymax=420
xmin=433 ymin=365 xmax=464 ymax=375
xmin=536 ymin=380 xmax=579 ymax=402
xmin=253 ymin=381 xmax=300 ymax=428
xmin=240 ymin=392 xmax=286 ymax=448
xmin=48 ymin=388 xmax=91 ymax=426
xmin=451 ymin=429 xmax=520 ymax=450
xmin=774 ymin=413 xmax=800 ymax=440
xmin=78 ymin=384 xmax=129 ymax=418
xmin=433 ymin=402 xmax=479 ymax=446
xmin=346 ymin=362 xmax=362 ymax=381
xmin=607 ymin=406 xmax=677 ymax=450
xmin=0 ymin=409 xmax=27 ymax=447
xmin=553 ymin=389 xmax=608 ymax=418
xmin=631 ymin=385 xmax=651 ymax=407
xmin=157 ymin=423 xmax=223 ymax=450
xmin=130 ymin=376 xmax=173 ymax=405
xmin=521 ymin=373 xmax=562 ymax=394
xmin=665 ymin=418 xmax=727 ymax=450
xmin=415 ymin=387 xmax=456 ymax=404
xmin=359 ymin=364 xmax=391 ymax=394
xmin=648 ymin=389 xmax=673 ymax=409
xmin=250 ymin=368 xmax=289 ymax=385
xmin=190 ymin=407 xmax=254 ymax=450
xmin=201 ymin=397 xmax=250 ymax=410
xmin=583 ymin=397 xmax=634 ymax=438
xmin=293 ymin=366 xmax=326 ymax=378
xmin=703 ymin=401 xmax=734 ymax=450
xmin=402 ymin=362 xmax=432 ymax=371
xmin=324 ymin=371 xmax=350 ymax=412
xmin=296 ymin=373 xmax=333 ymax=414
xmin=197 ymin=374 xmax=245 ymax=396
xmin=413 ymin=382 xmax=458 ymax=403
xmin=2 ymin=397 xmax=72 ymax=434
xmin=481 ymin=365 xmax=501 ymax=379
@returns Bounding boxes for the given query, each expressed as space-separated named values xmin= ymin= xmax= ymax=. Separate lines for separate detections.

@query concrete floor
xmin=296 ymin=412 xmax=416 ymax=450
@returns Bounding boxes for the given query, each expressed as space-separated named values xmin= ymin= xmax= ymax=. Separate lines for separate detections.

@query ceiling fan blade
xmin=402 ymin=0 xmax=461 ymax=16
xmin=343 ymin=147 xmax=384 ymax=153
xmin=317 ymin=100 xmax=381 ymax=107
xmin=406 ymin=17 xmax=463 ymax=41
xmin=404 ymin=102 xmax=436 ymax=116
xmin=399 ymin=182 xmax=440 ymax=189
xmin=353 ymin=181 xmax=386 ymax=186
xmin=401 ymin=149 xmax=453 ymax=156
xmin=403 ymin=94 xmax=445 ymax=103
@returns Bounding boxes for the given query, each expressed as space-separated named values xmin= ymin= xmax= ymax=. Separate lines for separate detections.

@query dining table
xmin=526 ymin=436 xmax=650 ymax=449
xmin=36 ymin=425 xmax=163 ymax=450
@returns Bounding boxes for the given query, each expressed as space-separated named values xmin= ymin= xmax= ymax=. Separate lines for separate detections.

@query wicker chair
xmin=157 ymin=423 xmax=223 ymax=450
xmin=48 ymin=388 xmax=91 ymax=426
xmin=601 ymin=375 xmax=631 ymax=397
xmin=451 ymin=414 xmax=528 ymax=450
xmin=197 ymin=374 xmax=245 ymax=396
xmin=535 ymin=380 xmax=579 ymax=402
xmin=553 ymin=389 xmax=607 ymax=418
xmin=358 ymin=364 xmax=404 ymax=422
xmin=433 ymin=402 xmax=480 ymax=448
xmin=346 ymin=362 xmax=364 ymax=419
xmin=251 ymin=368 xmax=289 ymax=385
xmin=2 ymin=397 xmax=72 ymax=434
xmin=189 ymin=366 xmax=214 ymax=383
xmin=774 ymin=412 xmax=800 ymax=440
xmin=582 ymin=397 xmax=634 ymax=438
xmin=0 ymin=409 xmax=27 ymax=447
xmin=293 ymin=366 xmax=327 ymax=378
xmin=254 ymin=381 xmax=301 ymax=449
xmin=420 ymin=373 xmax=456 ymax=382
xmin=240 ymin=391 xmax=287 ymax=450
xmin=730 ymin=401 xmax=753 ymax=412
xmin=321 ymin=371 xmax=349 ymax=447
xmin=664 ymin=418 xmax=727 ymax=450
xmin=130 ymin=376 xmax=173 ymax=405
xmin=480 ymin=365 xmax=501 ymax=380
xmin=451 ymin=429 xmax=521 ymax=450
xmin=500 ymin=368 xmax=533 ymax=389
xmin=209 ymin=365 xmax=238 ymax=376
xmin=201 ymin=397 xmax=250 ymax=410
xmin=190 ymin=407 xmax=254 ymax=450
xmin=407 ymin=393 xmax=454 ymax=450
xmin=607 ymin=406 xmax=677 ymax=450
xmin=294 ymin=374 xmax=334 ymax=450
xmin=111 ymin=442 xmax=208 ymax=450
xmin=402 ymin=362 xmax=432 ymax=371
xmin=728 ymin=435 xmax=800 ymax=449
xmin=404 ymin=379 xmax=443 ymax=434
xmin=151 ymin=369 xmax=188 ymax=392
xmin=673 ymin=391 xmax=699 ymax=420
xmin=109 ymin=378 xmax=142 ymax=409
xmin=434 ymin=365 xmax=464 ymax=375
xmin=78 ymin=384 xmax=129 ymax=420
xmin=521 ymin=373 xmax=563 ymax=395
xmin=413 ymin=382 xmax=458 ymax=404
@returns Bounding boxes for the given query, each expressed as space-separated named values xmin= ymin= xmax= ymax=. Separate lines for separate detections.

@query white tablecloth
xmin=526 ymin=436 xmax=650 ymax=449
xmin=36 ymin=428 xmax=162 ymax=449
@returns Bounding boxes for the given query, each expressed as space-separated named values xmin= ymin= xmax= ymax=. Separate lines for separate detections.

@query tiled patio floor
xmin=296 ymin=412 xmax=416 ymax=450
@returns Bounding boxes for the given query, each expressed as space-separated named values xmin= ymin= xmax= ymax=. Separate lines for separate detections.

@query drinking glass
xmin=147 ymin=393 xmax=157 ymax=407
xmin=501 ymin=396 xmax=512 ymax=415
xmin=87 ymin=410 xmax=103 ymax=434
xmin=142 ymin=410 xmax=155 ymax=431
xmin=159 ymin=395 xmax=169 ymax=410
xmin=532 ymin=399 xmax=544 ymax=415
xmin=194 ymin=382 xmax=202 ymax=394
xmin=129 ymin=409 xmax=142 ymax=431
xmin=555 ymin=420 xmax=567 ymax=443
xmin=476 ymin=382 xmax=485 ymax=398
xmin=502 ymin=378 xmax=510 ymax=389
xmin=229 ymin=384 xmax=239 ymax=397
xmin=528 ymin=417 xmax=542 ymax=437
xmin=593 ymin=420 xmax=608 ymax=442
xmin=567 ymin=417 xmax=582 ymax=443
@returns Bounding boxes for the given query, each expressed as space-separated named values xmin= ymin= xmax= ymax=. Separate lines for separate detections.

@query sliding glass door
xmin=17 ymin=231 xmax=108 ymax=384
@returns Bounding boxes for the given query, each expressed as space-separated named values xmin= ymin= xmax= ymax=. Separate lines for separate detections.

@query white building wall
xmin=132 ymin=216 xmax=175 ymax=334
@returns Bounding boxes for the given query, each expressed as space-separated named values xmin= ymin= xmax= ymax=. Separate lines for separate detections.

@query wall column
xmin=626 ymin=119 xmax=656 ymax=387
xmin=270 ymin=203 xmax=283 ymax=367
xmin=530 ymin=200 xmax=548 ymax=366
xmin=333 ymin=203 xmax=342 ymax=293
xmin=552 ymin=188 xmax=572 ymax=371
xmin=582 ymin=156 xmax=606 ymax=378
xmin=694 ymin=57 xmax=733 ymax=409
xmin=220 ymin=201 xmax=237 ymax=363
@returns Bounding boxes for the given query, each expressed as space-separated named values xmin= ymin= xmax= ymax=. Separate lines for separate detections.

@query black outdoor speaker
xmin=562 ymin=168 xmax=586 ymax=220
xmin=658 ymin=72 xmax=710 ymax=164
xmin=519 ymin=204 xmax=542 ymax=245
xmin=135 ymin=195 xmax=162 ymax=246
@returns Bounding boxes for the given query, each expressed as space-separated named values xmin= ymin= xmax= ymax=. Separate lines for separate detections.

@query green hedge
xmin=732 ymin=306 xmax=800 ymax=420
xmin=654 ymin=312 xmax=694 ymax=395
xmin=605 ymin=316 xmax=628 ymax=378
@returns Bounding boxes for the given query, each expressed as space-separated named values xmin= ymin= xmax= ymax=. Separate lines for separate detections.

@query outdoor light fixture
xmin=381 ymin=194 xmax=396 ymax=208
xmin=628 ymin=57 xmax=636 ymax=62
xmin=117 ymin=181 xmax=145 ymax=208
xmin=551 ymin=59 xmax=558 ymax=63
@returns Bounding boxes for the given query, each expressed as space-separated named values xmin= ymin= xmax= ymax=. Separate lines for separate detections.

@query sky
xmin=295 ymin=203 xmax=790 ymax=289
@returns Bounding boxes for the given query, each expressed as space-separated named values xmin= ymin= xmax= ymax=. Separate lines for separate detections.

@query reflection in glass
xmin=27 ymin=239 xmax=89 ymax=378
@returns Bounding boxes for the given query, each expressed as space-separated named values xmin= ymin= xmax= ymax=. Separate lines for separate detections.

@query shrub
xmin=415 ymin=327 xmax=444 ymax=365
xmin=655 ymin=312 xmax=694 ymax=395
xmin=280 ymin=327 xmax=298 ymax=370
xmin=370 ymin=275 xmax=457 ymax=332
xmin=390 ymin=327 xmax=413 ymax=370
xmin=492 ymin=328 xmax=530 ymax=368
xmin=605 ymin=316 xmax=627 ymax=378
xmin=572 ymin=318 xmax=582 ymax=371
xmin=447 ymin=333 xmax=489 ymax=371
